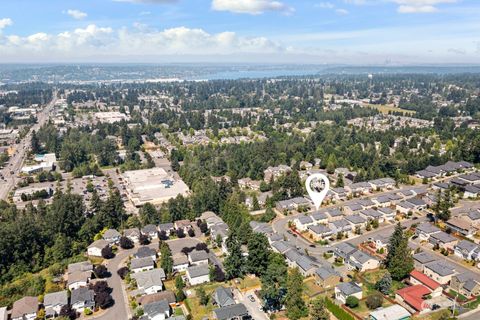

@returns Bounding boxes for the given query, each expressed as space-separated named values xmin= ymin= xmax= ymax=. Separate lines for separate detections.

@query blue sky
xmin=0 ymin=0 xmax=479 ymax=64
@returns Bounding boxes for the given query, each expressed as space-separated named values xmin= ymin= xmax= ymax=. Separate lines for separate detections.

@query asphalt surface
xmin=0 ymin=94 xmax=58 ymax=200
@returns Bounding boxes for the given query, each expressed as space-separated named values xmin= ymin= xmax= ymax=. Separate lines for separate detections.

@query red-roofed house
xmin=409 ymin=270 xmax=443 ymax=297
xmin=395 ymin=285 xmax=432 ymax=313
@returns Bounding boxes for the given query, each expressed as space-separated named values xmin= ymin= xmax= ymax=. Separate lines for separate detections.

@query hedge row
xmin=324 ymin=297 xmax=355 ymax=320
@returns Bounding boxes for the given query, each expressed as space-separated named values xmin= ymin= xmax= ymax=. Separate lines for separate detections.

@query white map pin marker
xmin=306 ymin=173 xmax=330 ymax=210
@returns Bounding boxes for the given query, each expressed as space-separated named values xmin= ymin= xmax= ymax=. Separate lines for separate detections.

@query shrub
xmin=345 ymin=296 xmax=359 ymax=308
xmin=366 ymin=294 xmax=383 ymax=310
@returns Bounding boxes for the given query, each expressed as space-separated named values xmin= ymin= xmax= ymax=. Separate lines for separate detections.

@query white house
xmin=132 ymin=269 xmax=165 ymax=295
xmin=186 ymin=265 xmax=210 ymax=286
xmin=131 ymin=257 xmax=155 ymax=273
xmin=87 ymin=239 xmax=109 ymax=257
xmin=334 ymin=282 xmax=363 ymax=304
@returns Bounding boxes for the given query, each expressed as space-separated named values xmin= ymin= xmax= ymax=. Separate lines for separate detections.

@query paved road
xmin=0 ymin=94 xmax=58 ymax=200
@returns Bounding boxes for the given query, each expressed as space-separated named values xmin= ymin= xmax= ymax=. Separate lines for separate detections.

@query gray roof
xmin=131 ymin=257 xmax=155 ymax=270
xmin=308 ymin=224 xmax=332 ymax=235
xmin=158 ymin=223 xmax=174 ymax=232
xmin=378 ymin=207 xmax=394 ymax=215
xmin=143 ymin=299 xmax=170 ymax=318
xmin=351 ymin=250 xmax=377 ymax=264
xmin=455 ymin=240 xmax=479 ymax=253
xmin=88 ymin=239 xmax=109 ymax=249
xmin=467 ymin=210 xmax=480 ymax=221
xmin=311 ymin=211 xmax=329 ymax=221
xmin=132 ymin=269 xmax=165 ymax=289
xmin=214 ymin=287 xmax=235 ymax=308
xmin=416 ymin=223 xmax=441 ymax=234
xmin=124 ymin=228 xmax=140 ymax=237
xmin=271 ymin=241 xmax=294 ymax=254
xmin=213 ymin=303 xmax=248 ymax=320
xmin=430 ymin=231 xmax=457 ymax=244
xmin=413 ymin=251 xmax=437 ymax=264
xmin=134 ymin=247 xmax=157 ymax=259
xmin=315 ymin=266 xmax=339 ymax=280
xmin=71 ymin=287 xmax=94 ymax=305
xmin=361 ymin=209 xmax=382 ymax=218
xmin=407 ymin=198 xmax=426 ymax=207
xmin=187 ymin=264 xmax=210 ymax=278
xmin=345 ymin=214 xmax=366 ymax=225
xmin=297 ymin=215 xmax=313 ymax=225
xmin=336 ymin=282 xmax=362 ymax=296
xmin=330 ymin=219 xmax=352 ymax=230
xmin=103 ymin=229 xmax=121 ymax=239
xmin=326 ymin=208 xmax=343 ymax=217
xmin=68 ymin=261 xmax=93 ymax=274
xmin=425 ymin=261 xmax=456 ymax=276
xmin=189 ymin=250 xmax=209 ymax=262
xmin=141 ymin=224 xmax=158 ymax=234
xmin=43 ymin=290 xmax=68 ymax=307
xmin=334 ymin=243 xmax=357 ymax=259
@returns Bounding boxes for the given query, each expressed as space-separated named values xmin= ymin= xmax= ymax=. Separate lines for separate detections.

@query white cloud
xmin=0 ymin=18 xmax=13 ymax=30
xmin=394 ymin=0 xmax=458 ymax=13
xmin=316 ymin=2 xmax=335 ymax=9
xmin=211 ymin=0 xmax=294 ymax=15
xmin=335 ymin=8 xmax=349 ymax=15
xmin=0 ymin=24 xmax=283 ymax=61
xmin=66 ymin=9 xmax=88 ymax=20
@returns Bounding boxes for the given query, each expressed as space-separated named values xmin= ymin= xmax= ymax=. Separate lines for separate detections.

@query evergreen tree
xmin=385 ymin=223 xmax=403 ymax=268
xmin=224 ymin=234 xmax=245 ymax=279
xmin=260 ymin=253 xmax=287 ymax=312
xmin=375 ymin=272 xmax=392 ymax=295
xmin=388 ymin=235 xmax=414 ymax=280
xmin=252 ymin=194 xmax=260 ymax=211
xmin=285 ymin=268 xmax=308 ymax=320
xmin=310 ymin=298 xmax=330 ymax=320
xmin=31 ymin=130 xmax=41 ymax=154
xmin=246 ymin=233 xmax=270 ymax=276
xmin=160 ymin=242 xmax=173 ymax=277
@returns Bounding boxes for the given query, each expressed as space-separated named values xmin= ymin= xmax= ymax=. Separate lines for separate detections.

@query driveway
xmin=234 ymin=288 xmax=268 ymax=320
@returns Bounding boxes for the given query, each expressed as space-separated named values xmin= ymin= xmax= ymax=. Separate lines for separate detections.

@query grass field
xmin=367 ymin=104 xmax=416 ymax=115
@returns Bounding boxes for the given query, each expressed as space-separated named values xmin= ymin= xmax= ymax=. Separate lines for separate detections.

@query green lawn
xmin=448 ymin=289 xmax=468 ymax=302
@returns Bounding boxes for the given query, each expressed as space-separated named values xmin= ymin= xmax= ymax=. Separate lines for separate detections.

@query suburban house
xmin=428 ymin=231 xmax=458 ymax=251
xmin=131 ymin=257 xmax=155 ymax=273
xmin=445 ymin=217 xmax=476 ymax=237
xmin=325 ymin=208 xmax=344 ymax=221
xmin=212 ymin=303 xmax=249 ymax=320
xmin=186 ymin=265 xmax=210 ymax=286
xmin=423 ymin=261 xmax=457 ymax=284
xmin=454 ymin=240 xmax=480 ymax=261
xmin=395 ymin=285 xmax=432 ymax=313
xmin=158 ymin=223 xmax=175 ymax=235
xmin=284 ymin=249 xmax=317 ymax=277
xmin=173 ymin=254 xmax=189 ymax=272
xmin=308 ymin=224 xmax=333 ymax=241
xmin=271 ymin=241 xmax=294 ymax=255
xmin=415 ymin=223 xmax=441 ymax=241
xmin=409 ymin=270 xmax=442 ymax=297
xmin=43 ymin=290 xmax=68 ymax=318
xmin=213 ymin=287 xmax=235 ymax=308
xmin=334 ymin=282 xmax=363 ymax=304
xmin=174 ymin=220 xmax=193 ymax=233
xmin=132 ymin=269 xmax=165 ymax=295
xmin=464 ymin=210 xmax=480 ymax=228
xmin=345 ymin=214 xmax=367 ymax=230
xmin=136 ymin=291 xmax=176 ymax=307
xmin=124 ymin=228 xmax=141 ymax=243
xmin=369 ymin=304 xmax=411 ymax=320
xmin=360 ymin=209 xmax=384 ymax=223
xmin=103 ymin=228 xmax=121 ymax=244
xmin=11 ymin=296 xmax=38 ymax=320
xmin=87 ymin=239 xmax=110 ymax=257
xmin=142 ymin=224 xmax=159 ymax=239
xmin=329 ymin=220 xmax=352 ymax=235
xmin=71 ymin=287 xmax=95 ymax=313
xmin=142 ymin=299 xmax=171 ymax=320
xmin=311 ymin=211 xmax=329 ymax=224
xmin=134 ymin=247 xmax=157 ymax=261
xmin=67 ymin=270 xmax=91 ymax=290
xmin=378 ymin=207 xmax=396 ymax=221
xmin=314 ymin=267 xmax=341 ymax=289
xmin=347 ymin=250 xmax=380 ymax=272
xmin=450 ymin=272 xmax=480 ymax=298
xmin=188 ymin=250 xmax=209 ymax=266
xmin=412 ymin=252 xmax=437 ymax=271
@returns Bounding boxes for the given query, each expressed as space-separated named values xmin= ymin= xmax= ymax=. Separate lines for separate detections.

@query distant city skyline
xmin=0 ymin=0 xmax=479 ymax=64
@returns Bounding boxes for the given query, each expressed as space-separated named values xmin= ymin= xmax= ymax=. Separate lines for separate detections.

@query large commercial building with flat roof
xmin=123 ymin=167 xmax=189 ymax=207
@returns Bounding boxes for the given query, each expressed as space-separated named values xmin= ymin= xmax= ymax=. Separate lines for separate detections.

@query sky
xmin=0 ymin=0 xmax=479 ymax=64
